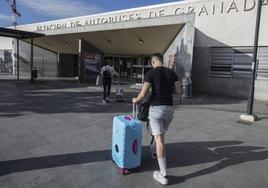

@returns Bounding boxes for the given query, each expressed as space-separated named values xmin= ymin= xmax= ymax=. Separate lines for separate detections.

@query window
xmin=232 ymin=48 xmax=253 ymax=78
xmin=209 ymin=48 xmax=233 ymax=77
xmin=257 ymin=47 xmax=268 ymax=80
xmin=209 ymin=47 xmax=253 ymax=78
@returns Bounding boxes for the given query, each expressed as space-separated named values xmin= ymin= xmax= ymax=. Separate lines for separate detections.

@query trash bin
xmin=31 ymin=67 xmax=38 ymax=83
xmin=181 ymin=77 xmax=192 ymax=98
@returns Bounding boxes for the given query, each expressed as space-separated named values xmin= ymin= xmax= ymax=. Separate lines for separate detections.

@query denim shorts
xmin=148 ymin=105 xmax=174 ymax=136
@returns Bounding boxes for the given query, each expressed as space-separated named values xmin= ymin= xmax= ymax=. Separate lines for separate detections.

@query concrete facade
xmin=163 ymin=20 xmax=195 ymax=81
xmin=0 ymin=37 xmax=12 ymax=50
xmin=16 ymin=14 xmax=195 ymax=83
xmin=0 ymin=0 xmax=267 ymax=100
xmin=15 ymin=0 xmax=268 ymax=47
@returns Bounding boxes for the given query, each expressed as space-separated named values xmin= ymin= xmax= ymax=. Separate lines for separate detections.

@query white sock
xmin=157 ymin=157 xmax=167 ymax=176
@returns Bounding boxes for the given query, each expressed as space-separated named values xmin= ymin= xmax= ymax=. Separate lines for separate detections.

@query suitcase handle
xmin=132 ymin=103 xmax=138 ymax=118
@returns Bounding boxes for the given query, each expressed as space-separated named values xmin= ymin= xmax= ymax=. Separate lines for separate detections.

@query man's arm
xmin=111 ymin=67 xmax=119 ymax=77
xmin=132 ymin=82 xmax=151 ymax=103
xmin=174 ymin=81 xmax=181 ymax=96
xmin=100 ymin=66 xmax=104 ymax=75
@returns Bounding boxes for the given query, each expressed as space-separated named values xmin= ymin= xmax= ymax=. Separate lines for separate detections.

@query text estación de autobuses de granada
xmin=36 ymin=0 xmax=268 ymax=31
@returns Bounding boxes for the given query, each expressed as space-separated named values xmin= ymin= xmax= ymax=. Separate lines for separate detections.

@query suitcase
xmin=112 ymin=104 xmax=142 ymax=175
xmin=115 ymin=87 xmax=124 ymax=102
xmin=115 ymin=78 xmax=124 ymax=102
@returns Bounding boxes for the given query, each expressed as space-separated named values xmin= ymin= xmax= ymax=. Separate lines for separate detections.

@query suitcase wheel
xmin=119 ymin=168 xmax=127 ymax=175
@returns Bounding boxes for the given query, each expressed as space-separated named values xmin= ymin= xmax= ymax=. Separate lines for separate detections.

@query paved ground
xmin=0 ymin=81 xmax=267 ymax=188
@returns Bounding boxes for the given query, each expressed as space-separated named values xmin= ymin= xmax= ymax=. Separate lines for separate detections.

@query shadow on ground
xmin=0 ymin=140 xmax=267 ymax=186
xmin=0 ymin=80 xmax=138 ymax=117
xmin=0 ymin=81 xmax=249 ymax=117
xmin=0 ymin=90 xmax=136 ymax=117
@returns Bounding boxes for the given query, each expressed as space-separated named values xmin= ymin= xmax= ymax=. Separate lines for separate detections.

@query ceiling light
xmin=43 ymin=40 xmax=51 ymax=46
xmin=65 ymin=42 xmax=70 ymax=47
xmin=105 ymin=37 xmax=112 ymax=44
xmin=139 ymin=39 xmax=144 ymax=44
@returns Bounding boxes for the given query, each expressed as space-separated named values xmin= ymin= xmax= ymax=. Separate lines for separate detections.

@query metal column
xmin=16 ymin=38 xmax=19 ymax=80
xmin=30 ymin=38 xmax=33 ymax=83
xmin=247 ymin=0 xmax=263 ymax=115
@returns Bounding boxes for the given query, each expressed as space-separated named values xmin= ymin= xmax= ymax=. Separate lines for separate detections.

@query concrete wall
xmin=186 ymin=0 xmax=268 ymax=100
xmin=192 ymin=47 xmax=251 ymax=98
xmin=164 ymin=20 xmax=195 ymax=81
xmin=14 ymin=40 xmax=57 ymax=79
xmin=193 ymin=0 xmax=268 ymax=47
xmin=255 ymin=80 xmax=268 ymax=100
xmin=0 ymin=37 xmax=12 ymax=50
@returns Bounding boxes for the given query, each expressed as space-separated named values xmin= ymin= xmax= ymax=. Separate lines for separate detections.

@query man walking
xmin=132 ymin=53 xmax=181 ymax=185
xmin=101 ymin=59 xmax=119 ymax=103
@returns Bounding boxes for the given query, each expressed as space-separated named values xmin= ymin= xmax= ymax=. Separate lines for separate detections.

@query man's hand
xmin=132 ymin=97 xmax=138 ymax=103
xmin=132 ymin=82 xmax=151 ymax=104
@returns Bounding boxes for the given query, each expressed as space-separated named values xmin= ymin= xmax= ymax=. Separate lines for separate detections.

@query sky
xmin=0 ymin=0 xmax=182 ymax=27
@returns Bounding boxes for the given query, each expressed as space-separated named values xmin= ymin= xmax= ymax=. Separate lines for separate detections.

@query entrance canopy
xmin=0 ymin=27 xmax=44 ymax=39
xmin=27 ymin=14 xmax=194 ymax=55
xmin=16 ymin=14 xmax=195 ymax=83
xmin=32 ymin=24 xmax=184 ymax=55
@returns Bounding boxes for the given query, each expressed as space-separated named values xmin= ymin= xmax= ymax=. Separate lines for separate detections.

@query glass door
xmin=132 ymin=57 xmax=143 ymax=84
xmin=118 ymin=57 xmax=131 ymax=84
xmin=104 ymin=55 xmax=152 ymax=85
xmin=144 ymin=56 xmax=151 ymax=78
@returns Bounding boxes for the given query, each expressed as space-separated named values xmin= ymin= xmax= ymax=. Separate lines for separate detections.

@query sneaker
xmin=106 ymin=97 xmax=111 ymax=102
xmin=102 ymin=100 xmax=107 ymax=103
xmin=153 ymin=171 xmax=169 ymax=185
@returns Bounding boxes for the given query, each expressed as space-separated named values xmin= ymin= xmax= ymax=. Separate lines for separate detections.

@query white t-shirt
xmin=101 ymin=65 xmax=118 ymax=77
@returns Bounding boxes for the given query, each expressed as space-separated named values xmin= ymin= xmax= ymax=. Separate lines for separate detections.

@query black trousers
xmin=103 ymin=78 xmax=112 ymax=100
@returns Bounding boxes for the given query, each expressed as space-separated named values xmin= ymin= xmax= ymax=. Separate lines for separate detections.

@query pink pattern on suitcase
xmin=132 ymin=139 xmax=138 ymax=154
xmin=124 ymin=115 xmax=132 ymax=121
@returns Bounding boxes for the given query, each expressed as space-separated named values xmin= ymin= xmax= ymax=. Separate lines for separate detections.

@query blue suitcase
xmin=112 ymin=104 xmax=142 ymax=175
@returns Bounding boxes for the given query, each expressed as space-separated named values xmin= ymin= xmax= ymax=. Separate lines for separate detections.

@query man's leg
xmin=154 ymin=133 xmax=167 ymax=176
xmin=103 ymin=80 xmax=107 ymax=101
xmin=149 ymin=107 xmax=169 ymax=184
xmin=107 ymin=79 xmax=111 ymax=99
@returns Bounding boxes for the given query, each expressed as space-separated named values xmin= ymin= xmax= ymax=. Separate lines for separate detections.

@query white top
xmin=101 ymin=65 xmax=119 ymax=77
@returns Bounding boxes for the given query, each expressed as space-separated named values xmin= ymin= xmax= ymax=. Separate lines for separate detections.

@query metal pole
xmin=142 ymin=56 xmax=144 ymax=84
xmin=78 ymin=38 xmax=85 ymax=83
xmin=16 ymin=38 xmax=19 ymax=80
xmin=247 ymin=0 xmax=262 ymax=115
xmin=30 ymin=38 xmax=33 ymax=83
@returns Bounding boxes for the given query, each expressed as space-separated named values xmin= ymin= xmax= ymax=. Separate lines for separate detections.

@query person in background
xmin=132 ymin=53 xmax=181 ymax=185
xmin=101 ymin=59 xmax=119 ymax=103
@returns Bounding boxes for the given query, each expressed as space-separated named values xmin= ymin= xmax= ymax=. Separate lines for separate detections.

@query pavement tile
xmin=0 ymin=81 xmax=267 ymax=188
xmin=16 ymin=132 xmax=49 ymax=150
xmin=0 ymin=176 xmax=18 ymax=188
xmin=0 ymin=144 xmax=32 ymax=161
xmin=0 ymin=122 xmax=33 ymax=137
xmin=0 ymin=132 xmax=18 ymax=147
xmin=10 ymin=168 xmax=59 ymax=188
xmin=29 ymin=144 xmax=63 ymax=157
